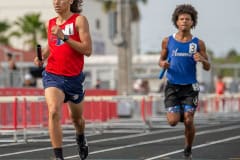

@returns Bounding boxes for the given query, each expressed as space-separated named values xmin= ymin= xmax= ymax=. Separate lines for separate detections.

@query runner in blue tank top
xmin=158 ymin=4 xmax=210 ymax=159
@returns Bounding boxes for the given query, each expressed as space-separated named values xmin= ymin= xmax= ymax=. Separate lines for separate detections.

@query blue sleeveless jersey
xmin=166 ymin=34 xmax=199 ymax=84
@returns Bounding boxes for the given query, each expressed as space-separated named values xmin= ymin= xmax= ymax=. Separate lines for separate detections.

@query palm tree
xmin=10 ymin=13 xmax=46 ymax=50
xmin=0 ymin=21 xmax=11 ymax=45
xmin=97 ymin=0 xmax=147 ymax=22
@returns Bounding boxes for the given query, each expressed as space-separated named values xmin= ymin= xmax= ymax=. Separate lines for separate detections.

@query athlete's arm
xmin=193 ymin=39 xmax=210 ymax=71
xmin=159 ymin=37 xmax=170 ymax=69
xmin=72 ymin=15 xmax=92 ymax=56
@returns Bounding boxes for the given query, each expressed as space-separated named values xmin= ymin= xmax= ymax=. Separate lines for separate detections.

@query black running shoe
xmin=184 ymin=146 xmax=192 ymax=159
xmin=76 ymin=136 xmax=89 ymax=160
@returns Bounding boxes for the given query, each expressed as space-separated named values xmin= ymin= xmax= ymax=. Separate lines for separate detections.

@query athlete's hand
xmin=34 ymin=56 xmax=44 ymax=68
xmin=51 ymin=25 xmax=64 ymax=40
xmin=160 ymin=59 xmax=170 ymax=69
xmin=193 ymin=52 xmax=206 ymax=62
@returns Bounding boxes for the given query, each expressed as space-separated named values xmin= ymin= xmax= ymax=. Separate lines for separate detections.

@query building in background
xmin=0 ymin=1 xmax=213 ymax=92
xmin=0 ymin=0 xmax=139 ymax=56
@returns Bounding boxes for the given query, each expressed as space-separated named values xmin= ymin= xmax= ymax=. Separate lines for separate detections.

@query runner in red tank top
xmin=47 ymin=13 xmax=85 ymax=76
xmin=34 ymin=0 xmax=92 ymax=159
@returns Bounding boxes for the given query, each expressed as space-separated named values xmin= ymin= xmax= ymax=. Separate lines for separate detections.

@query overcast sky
xmin=139 ymin=0 xmax=240 ymax=57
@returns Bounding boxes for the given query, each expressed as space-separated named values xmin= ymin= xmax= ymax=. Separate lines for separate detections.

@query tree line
xmin=0 ymin=13 xmax=46 ymax=50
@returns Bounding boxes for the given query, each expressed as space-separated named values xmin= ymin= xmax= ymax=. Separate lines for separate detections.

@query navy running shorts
xmin=42 ymin=70 xmax=85 ymax=104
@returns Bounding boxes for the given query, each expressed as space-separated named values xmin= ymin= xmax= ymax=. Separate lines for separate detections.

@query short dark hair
xmin=172 ymin=4 xmax=198 ymax=29
xmin=70 ymin=0 xmax=83 ymax=13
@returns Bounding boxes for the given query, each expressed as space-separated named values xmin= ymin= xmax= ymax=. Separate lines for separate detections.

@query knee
xmin=166 ymin=106 xmax=181 ymax=126
xmin=48 ymin=107 xmax=60 ymax=121
xmin=168 ymin=120 xmax=178 ymax=126
xmin=71 ymin=116 xmax=84 ymax=125
xmin=71 ymin=118 xmax=79 ymax=125
xmin=184 ymin=117 xmax=194 ymax=129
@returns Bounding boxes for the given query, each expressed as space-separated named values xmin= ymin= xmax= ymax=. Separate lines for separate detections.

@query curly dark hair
xmin=172 ymin=4 xmax=198 ymax=29
xmin=70 ymin=0 xmax=83 ymax=13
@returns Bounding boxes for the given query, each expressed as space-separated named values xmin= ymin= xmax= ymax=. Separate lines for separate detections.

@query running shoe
xmin=76 ymin=135 xmax=89 ymax=160
xmin=184 ymin=146 xmax=192 ymax=159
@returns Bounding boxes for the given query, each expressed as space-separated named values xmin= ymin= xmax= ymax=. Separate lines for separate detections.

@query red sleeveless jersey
xmin=46 ymin=14 xmax=84 ymax=76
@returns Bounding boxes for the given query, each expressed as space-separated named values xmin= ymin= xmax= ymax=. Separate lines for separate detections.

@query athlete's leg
xmin=68 ymin=101 xmax=85 ymax=134
xmin=68 ymin=101 xmax=88 ymax=160
xmin=183 ymin=105 xmax=196 ymax=157
xmin=45 ymin=87 xmax=65 ymax=159
xmin=184 ymin=105 xmax=196 ymax=146
xmin=166 ymin=105 xmax=181 ymax=126
xmin=165 ymin=82 xmax=181 ymax=126
xmin=66 ymin=72 xmax=85 ymax=133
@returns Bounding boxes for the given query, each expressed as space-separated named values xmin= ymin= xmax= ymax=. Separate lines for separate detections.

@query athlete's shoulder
xmin=193 ymin=36 xmax=205 ymax=46
xmin=166 ymin=34 xmax=176 ymax=43
xmin=48 ymin=17 xmax=57 ymax=26
xmin=198 ymin=38 xmax=205 ymax=44
xmin=162 ymin=34 xmax=175 ymax=46
xmin=161 ymin=37 xmax=169 ymax=49
xmin=198 ymin=39 xmax=206 ymax=50
xmin=162 ymin=35 xmax=171 ymax=43
xmin=75 ymin=14 xmax=88 ymax=23
xmin=75 ymin=14 xmax=90 ymax=29
xmin=47 ymin=17 xmax=57 ymax=29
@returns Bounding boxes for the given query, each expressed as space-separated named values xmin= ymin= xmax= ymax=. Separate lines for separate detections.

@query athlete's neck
xmin=57 ymin=12 xmax=73 ymax=25
xmin=175 ymin=31 xmax=192 ymax=42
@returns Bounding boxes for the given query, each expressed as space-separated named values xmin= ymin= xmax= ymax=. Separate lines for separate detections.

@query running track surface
xmin=0 ymin=118 xmax=240 ymax=160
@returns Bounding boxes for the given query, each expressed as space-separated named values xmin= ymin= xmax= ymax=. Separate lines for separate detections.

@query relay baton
xmin=159 ymin=57 xmax=170 ymax=79
xmin=37 ymin=44 xmax=42 ymax=61
xmin=36 ymin=44 xmax=43 ymax=68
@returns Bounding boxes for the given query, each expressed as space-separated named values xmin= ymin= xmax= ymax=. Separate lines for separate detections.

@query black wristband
xmin=62 ymin=35 xmax=69 ymax=42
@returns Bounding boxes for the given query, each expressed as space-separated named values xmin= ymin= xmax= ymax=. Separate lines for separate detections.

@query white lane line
xmin=0 ymin=124 xmax=239 ymax=158
xmin=0 ymin=127 xmax=180 ymax=147
xmin=0 ymin=128 xmax=181 ymax=157
xmin=0 ymin=142 xmax=25 ymax=147
xmin=64 ymin=125 xmax=240 ymax=159
xmin=145 ymin=135 xmax=240 ymax=160
xmin=0 ymin=132 xmax=100 ymax=147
